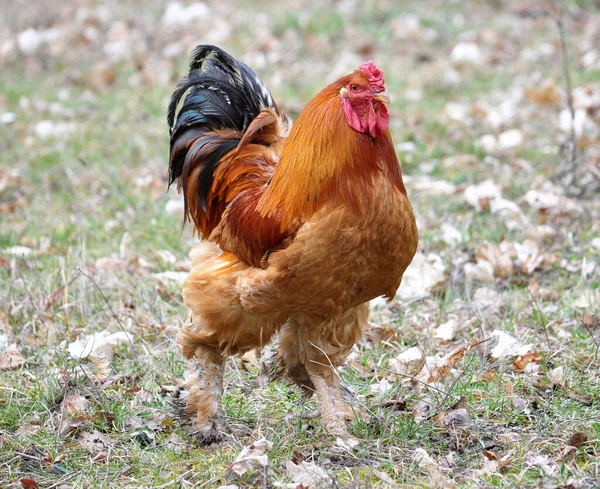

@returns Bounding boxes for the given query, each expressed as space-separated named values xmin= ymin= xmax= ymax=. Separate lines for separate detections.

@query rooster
xmin=167 ymin=45 xmax=418 ymax=444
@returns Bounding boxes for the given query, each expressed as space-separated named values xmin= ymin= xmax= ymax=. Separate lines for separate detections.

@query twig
xmin=434 ymin=353 xmax=477 ymax=412
xmin=526 ymin=285 xmax=551 ymax=350
xmin=375 ymin=365 xmax=450 ymax=398
xmin=76 ymin=267 xmax=135 ymax=351
xmin=554 ymin=7 xmax=578 ymax=187
xmin=580 ymin=315 xmax=599 ymax=367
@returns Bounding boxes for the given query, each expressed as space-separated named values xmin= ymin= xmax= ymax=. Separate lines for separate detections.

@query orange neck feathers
xmin=258 ymin=80 xmax=406 ymax=229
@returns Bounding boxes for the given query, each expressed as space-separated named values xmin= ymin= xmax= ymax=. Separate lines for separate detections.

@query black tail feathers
xmin=167 ymin=45 xmax=281 ymax=212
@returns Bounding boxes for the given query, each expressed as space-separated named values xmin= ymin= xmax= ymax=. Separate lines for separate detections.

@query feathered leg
xmin=305 ymin=361 xmax=357 ymax=443
xmin=175 ymin=246 xmax=282 ymax=444
xmin=274 ymin=304 xmax=368 ymax=445
xmin=175 ymin=315 xmax=227 ymax=443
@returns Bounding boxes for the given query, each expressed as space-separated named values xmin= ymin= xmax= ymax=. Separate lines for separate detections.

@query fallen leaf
xmin=67 ymin=330 xmax=133 ymax=362
xmin=152 ymin=271 xmax=188 ymax=284
xmin=525 ymin=189 xmax=581 ymax=217
xmin=472 ymin=287 xmax=502 ymax=314
xmin=284 ymin=460 xmax=334 ymax=487
xmin=475 ymin=369 xmax=498 ymax=383
xmin=567 ymin=431 xmax=588 ymax=449
xmin=60 ymin=390 xmax=90 ymax=433
xmin=372 ymin=468 xmax=397 ymax=487
xmin=408 ymin=177 xmax=457 ymax=195
xmin=227 ymin=438 xmax=272 ymax=478
xmin=85 ymin=62 xmax=116 ymax=91
xmin=0 ymin=344 xmax=26 ymax=370
xmin=525 ymin=79 xmax=561 ymax=106
xmin=581 ymin=313 xmax=598 ymax=329
xmin=464 ymin=261 xmax=494 ymax=283
xmin=416 ymin=345 xmax=467 ymax=385
xmin=550 ymin=367 xmax=593 ymax=406
xmin=397 ymin=252 xmax=447 ymax=300
xmin=388 ymin=345 xmax=425 ymax=379
xmin=79 ymin=430 xmax=112 ymax=455
xmin=497 ymin=129 xmax=524 ymax=150
xmin=513 ymin=351 xmax=542 ymax=372
xmin=525 ymin=452 xmax=559 ymax=478
xmin=414 ymin=448 xmax=456 ymax=489
xmin=451 ymin=42 xmax=482 ymax=65
xmin=440 ymin=223 xmax=463 ymax=247
xmin=463 ymin=180 xmax=501 ymax=212
xmin=20 ymin=478 xmax=39 ymax=489
xmin=434 ymin=319 xmax=459 ymax=343
xmin=476 ymin=243 xmax=513 ymax=278
xmin=488 ymin=331 xmax=532 ymax=360
xmin=434 ymin=408 xmax=471 ymax=428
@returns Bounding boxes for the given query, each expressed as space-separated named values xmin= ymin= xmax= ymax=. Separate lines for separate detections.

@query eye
xmin=351 ymin=84 xmax=360 ymax=92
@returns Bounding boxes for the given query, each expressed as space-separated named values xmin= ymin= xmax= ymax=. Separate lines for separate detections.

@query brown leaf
xmin=227 ymin=438 xmax=272 ymax=478
xmin=20 ymin=478 xmax=39 ymax=489
xmin=581 ymin=313 xmax=598 ymax=329
xmin=79 ymin=430 xmax=112 ymax=456
xmin=60 ymin=390 xmax=90 ymax=433
xmin=0 ymin=344 xmax=26 ymax=370
xmin=525 ymin=80 xmax=561 ymax=106
xmin=381 ymin=398 xmax=407 ymax=410
xmin=416 ymin=345 xmax=466 ymax=385
xmin=513 ymin=351 xmax=542 ymax=372
xmin=85 ymin=62 xmax=116 ymax=91
xmin=475 ymin=370 xmax=498 ymax=383
xmin=567 ymin=431 xmax=588 ymax=449
xmin=550 ymin=367 xmax=594 ymax=406
xmin=436 ymin=408 xmax=471 ymax=427
xmin=476 ymin=243 xmax=513 ymax=278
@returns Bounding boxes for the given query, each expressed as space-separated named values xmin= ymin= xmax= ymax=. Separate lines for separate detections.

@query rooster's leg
xmin=175 ymin=316 xmax=227 ymax=444
xmin=305 ymin=363 xmax=359 ymax=447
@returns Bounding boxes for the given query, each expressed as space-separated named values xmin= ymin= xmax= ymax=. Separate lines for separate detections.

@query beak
xmin=373 ymin=91 xmax=391 ymax=104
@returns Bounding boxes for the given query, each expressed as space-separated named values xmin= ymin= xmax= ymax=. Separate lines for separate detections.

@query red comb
xmin=359 ymin=61 xmax=385 ymax=91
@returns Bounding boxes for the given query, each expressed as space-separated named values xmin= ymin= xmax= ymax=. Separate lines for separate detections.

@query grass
xmin=1 ymin=0 xmax=599 ymax=487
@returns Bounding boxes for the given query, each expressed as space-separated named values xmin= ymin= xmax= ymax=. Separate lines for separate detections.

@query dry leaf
xmin=489 ymin=331 xmax=532 ymax=360
xmin=414 ymin=448 xmax=456 ymax=489
xmin=566 ymin=431 xmax=588 ymax=449
xmin=67 ymin=330 xmax=133 ymax=362
xmin=85 ymin=62 xmax=116 ymax=91
xmin=434 ymin=319 xmax=458 ymax=343
xmin=416 ymin=345 xmax=467 ymax=385
xmin=372 ymin=468 xmax=397 ymax=487
xmin=408 ymin=177 xmax=457 ymax=195
xmin=0 ymin=344 xmax=26 ymax=370
xmin=525 ymin=452 xmax=559 ymax=478
xmin=442 ymin=408 xmax=471 ymax=427
xmin=525 ymin=189 xmax=581 ymax=217
xmin=284 ymin=460 xmax=334 ymax=487
xmin=463 ymin=180 xmax=501 ymax=212
xmin=227 ymin=438 xmax=272 ymax=478
xmin=397 ymin=252 xmax=447 ymax=300
xmin=388 ymin=345 xmax=425 ymax=379
xmin=476 ymin=243 xmax=513 ymax=278
xmin=79 ymin=430 xmax=112 ymax=455
xmin=475 ymin=370 xmax=498 ymax=383
xmin=550 ymin=367 xmax=593 ymax=406
xmin=20 ymin=478 xmax=39 ymax=489
xmin=472 ymin=287 xmax=501 ymax=314
xmin=464 ymin=261 xmax=494 ymax=283
xmin=513 ymin=351 xmax=542 ymax=372
xmin=60 ymin=390 xmax=90 ymax=433
xmin=525 ymin=79 xmax=561 ymax=106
